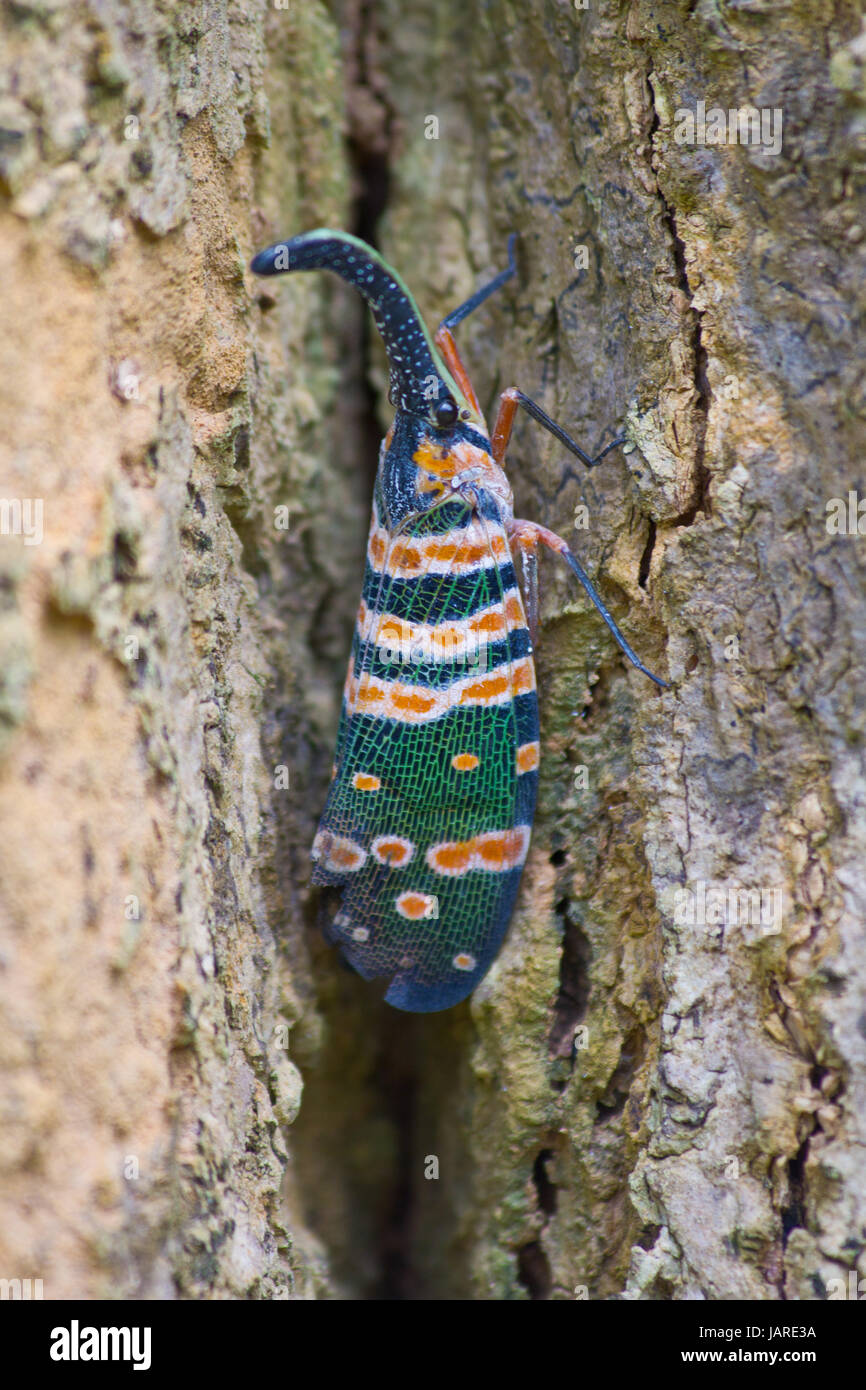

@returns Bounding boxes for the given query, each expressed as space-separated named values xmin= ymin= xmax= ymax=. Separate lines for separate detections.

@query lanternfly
xmin=251 ymin=231 xmax=666 ymax=1012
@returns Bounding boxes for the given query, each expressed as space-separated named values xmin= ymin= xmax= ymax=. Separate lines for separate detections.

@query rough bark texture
xmin=1 ymin=0 xmax=864 ymax=1301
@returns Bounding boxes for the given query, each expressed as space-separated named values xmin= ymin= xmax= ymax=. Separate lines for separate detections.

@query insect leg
xmin=434 ymin=238 xmax=519 ymax=419
xmin=509 ymin=519 xmax=668 ymax=688
xmin=491 ymin=387 xmax=625 ymax=467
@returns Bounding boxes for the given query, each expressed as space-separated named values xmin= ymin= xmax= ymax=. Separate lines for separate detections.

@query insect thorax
xmin=376 ymin=412 xmax=514 ymax=533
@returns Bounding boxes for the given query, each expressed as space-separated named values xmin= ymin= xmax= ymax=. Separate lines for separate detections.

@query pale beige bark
xmin=0 ymin=0 xmax=348 ymax=1299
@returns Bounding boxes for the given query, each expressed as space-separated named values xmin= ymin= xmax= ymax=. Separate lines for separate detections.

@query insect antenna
xmin=437 ymin=234 xmax=518 ymax=332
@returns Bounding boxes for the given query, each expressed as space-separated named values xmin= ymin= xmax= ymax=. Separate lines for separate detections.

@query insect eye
xmin=434 ymin=398 xmax=458 ymax=428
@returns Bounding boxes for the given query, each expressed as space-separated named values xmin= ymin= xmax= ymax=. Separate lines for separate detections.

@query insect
xmin=251 ymin=230 xmax=666 ymax=1012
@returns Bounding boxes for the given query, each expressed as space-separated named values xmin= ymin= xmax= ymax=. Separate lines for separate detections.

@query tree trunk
xmin=1 ymin=0 xmax=863 ymax=1301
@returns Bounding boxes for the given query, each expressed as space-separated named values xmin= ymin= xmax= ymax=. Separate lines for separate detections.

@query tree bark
xmin=1 ymin=0 xmax=864 ymax=1301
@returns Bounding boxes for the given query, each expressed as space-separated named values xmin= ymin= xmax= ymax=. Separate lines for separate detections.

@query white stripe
xmin=366 ymin=517 xmax=511 ymax=578
xmin=356 ymin=590 xmax=527 ymax=664
xmin=343 ymin=654 xmax=536 ymax=724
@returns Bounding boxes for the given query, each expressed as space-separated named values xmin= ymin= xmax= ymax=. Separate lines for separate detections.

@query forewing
xmin=312 ymin=497 xmax=540 ymax=1011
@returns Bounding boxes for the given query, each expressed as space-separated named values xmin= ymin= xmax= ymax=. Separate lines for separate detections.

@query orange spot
xmin=452 ymin=753 xmax=479 ymax=772
xmin=372 ymin=836 xmax=414 ymax=866
xmin=412 ymin=438 xmax=450 ymax=473
xmin=377 ymin=618 xmax=410 ymax=646
xmin=505 ymin=593 xmax=525 ymax=626
xmin=460 ymin=673 xmax=508 ymax=703
xmin=476 ymin=828 xmax=528 ymax=869
xmin=391 ymin=536 xmax=422 ymax=569
xmin=512 ymin=659 xmax=534 ymax=694
xmin=384 ymin=423 xmax=395 ymax=449
xmin=353 ymin=772 xmax=381 ymax=792
xmin=516 ymin=741 xmax=540 ymax=773
xmin=453 ymin=952 xmax=476 ymax=971
xmin=418 ymin=474 xmax=445 ymax=496
xmin=474 ymin=610 xmax=506 ymax=634
xmin=331 ymin=843 xmax=364 ymax=869
xmin=475 ymin=834 xmax=508 ymax=869
xmin=431 ymin=541 xmax=458 ymax=562
xmin=428 ymin=842 xmax=474 ymax=874
xmin=313 ymin=831 xmax=368 ymax=873
xmin=356 ymin=681 xmax=384 ymax=708
xmin=392 ymin=687 xmax=436 ymax=715
xmin=396 ymin=892 xmax=436 ymax=920
xmin=370 ymin=535 xmax=386 ymax=564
